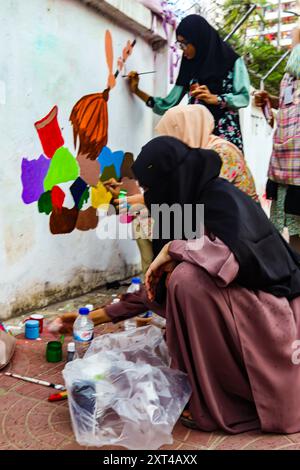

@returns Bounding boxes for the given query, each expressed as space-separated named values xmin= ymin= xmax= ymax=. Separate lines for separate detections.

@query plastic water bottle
xmin=127 ymin=277 xmax=141 ymax=294
xmin=124 ymin=277 xmax=141 ymax=331
xmin=73 ymin=307 xmax=94 ymax=358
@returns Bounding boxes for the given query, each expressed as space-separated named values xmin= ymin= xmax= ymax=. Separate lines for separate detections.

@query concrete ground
xmin=1 ymin=284 xmax=300 ymax=451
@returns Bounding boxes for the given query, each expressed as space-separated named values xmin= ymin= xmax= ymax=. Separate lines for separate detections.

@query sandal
xmin=180 ymin=410 xmax=200 ymax=430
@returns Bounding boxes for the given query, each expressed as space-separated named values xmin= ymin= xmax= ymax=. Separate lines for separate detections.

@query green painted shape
xmin=78 ymin=187 xmax=90 ymax=210
xmin=44 ymin=147 xmax=79 ymax=191
xmin=100 ymin=164 xmax=118 ymax=183
xmin=38 ymin=191 xmax=52 ymax=215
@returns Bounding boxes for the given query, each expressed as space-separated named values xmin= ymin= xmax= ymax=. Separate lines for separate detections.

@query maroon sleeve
xmin=168 ymin=237 xmax=239 ymax=287
xmin=105 ymin=286 xmax=166 ymax=323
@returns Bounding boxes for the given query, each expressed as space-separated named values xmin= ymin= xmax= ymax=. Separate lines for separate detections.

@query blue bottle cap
xmin=26 ymin=320 xmax=39 ymax=328
xmin=79 ymin=307 xmax=90 ymax=315
xmin=144 ymin=311 xmax=153 ymax=318
xmin=132 ymin=277 xmax=141 ymax=284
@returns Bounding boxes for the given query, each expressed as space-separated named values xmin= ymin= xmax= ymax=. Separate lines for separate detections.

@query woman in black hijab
xmin=133 ymin=136 xmax=300 ymax=300
xmin=55 ymin=136 xmax=300 ymax=434
xmin=127 ymin=15 xmax=250 ymax=151
xmin=130 ymin=136 xmax=300 ymax=434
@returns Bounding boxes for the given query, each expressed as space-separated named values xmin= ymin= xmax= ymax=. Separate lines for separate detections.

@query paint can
xmin=46 ymin=341 xmax=63 ymax=363
xmin=23 ymin=314 xmax=44 ymax=334
xmin=25 ymin=320 xmax=40 ymax=340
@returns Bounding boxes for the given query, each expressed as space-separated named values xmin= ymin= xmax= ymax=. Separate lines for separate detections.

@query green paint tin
xmin=46 ymin=341 xmax=63 ymax=363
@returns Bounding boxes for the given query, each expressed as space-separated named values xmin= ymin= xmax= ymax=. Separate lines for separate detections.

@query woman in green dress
xmin=128 ymin=14 xmax=250 ymax=151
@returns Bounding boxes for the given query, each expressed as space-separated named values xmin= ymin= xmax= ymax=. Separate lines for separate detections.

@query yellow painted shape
xmin=91 ymin=181 xmax=112 ymax=209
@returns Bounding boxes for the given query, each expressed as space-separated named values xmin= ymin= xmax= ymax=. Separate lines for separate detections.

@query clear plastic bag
xmin=85 ymin=324 xmax=170 ymax=367
xmin=63 ymin=326 xmax=191 ymax=450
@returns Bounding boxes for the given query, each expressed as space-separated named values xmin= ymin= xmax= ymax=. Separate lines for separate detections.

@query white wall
xmin=0 ymin=0 xmax=168 ymax=319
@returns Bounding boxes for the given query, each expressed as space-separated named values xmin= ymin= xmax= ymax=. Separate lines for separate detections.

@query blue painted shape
xmin=97 ymin=146 xmax=124 ymax=179
xmin=70 ymin=177 xmax=88 ymax=208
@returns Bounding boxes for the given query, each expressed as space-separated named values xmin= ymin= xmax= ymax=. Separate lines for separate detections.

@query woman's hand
xmin=48 ymin=313 xmax=78 ymax=335
xmin=103 ymin=178 xmax=123 ymax=199
xmin=253 ymin=90 xmax=269 ymax=108
xmin=127 ymin=71 xmax=140 ymax=93
xmin=145 ymin=242 xmax=178 ymax=301
xmin=114 ymin=193 xmax=145 ymax=213
xmin=253 ymin=90 xmax=279 ymax=110
xmin=191 ymin=85 xmax=218 ymax=105
xmin=48 ymin=308 xmax=111 ymax=335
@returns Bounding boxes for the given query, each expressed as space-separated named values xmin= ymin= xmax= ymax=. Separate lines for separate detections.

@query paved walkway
xmin=1 ymin=287 xmax=300 ymax=451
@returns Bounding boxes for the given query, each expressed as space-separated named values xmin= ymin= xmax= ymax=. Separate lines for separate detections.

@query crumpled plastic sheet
xmin=63 ymin=326 xmax=191 ymax=450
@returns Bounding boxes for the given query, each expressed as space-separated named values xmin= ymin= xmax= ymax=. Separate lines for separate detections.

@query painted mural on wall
xmin=21 ymin=31 xmax=136 ymax=234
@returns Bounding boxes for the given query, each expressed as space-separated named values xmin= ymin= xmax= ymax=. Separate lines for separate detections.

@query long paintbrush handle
xmin=114 ymin=39 xmax=137 ymax=80
xmin=122 ymin=71 xmax=156 ymax=78
xmin=4 ymin=372 xmax=65 ymax=390
xmin=104 ymin=39 xmax=137 ymax=94
xmin=5 ymin=372 xmax=50 ymax=386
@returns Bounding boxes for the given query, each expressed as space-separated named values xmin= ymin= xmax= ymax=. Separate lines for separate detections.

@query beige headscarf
xmin=155 ymin=104 xmax=242 ymax=156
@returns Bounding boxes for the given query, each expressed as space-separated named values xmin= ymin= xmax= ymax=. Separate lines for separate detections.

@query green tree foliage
xmin=243 ymin=38 xmax=287 ymax=95
xmin=218 ymin=0 xmax=288 ymax=95
xmin=219 ymin=0 xmax=266 ymax=37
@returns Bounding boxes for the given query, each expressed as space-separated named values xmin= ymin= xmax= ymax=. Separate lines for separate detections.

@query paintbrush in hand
xmin=122 ymin=71 xmax=156 ymax=77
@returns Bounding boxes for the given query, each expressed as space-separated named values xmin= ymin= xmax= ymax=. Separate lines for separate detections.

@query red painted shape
xmin=34 ymin=106 xmax=64 ymax=158
xmin=51 ymin=186 xmax=65 ymax=211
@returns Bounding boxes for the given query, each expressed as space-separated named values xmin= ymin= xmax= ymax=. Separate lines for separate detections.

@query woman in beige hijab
xmin=156 ymin=104 xmax=258 ymax=201
xmin=110 ymin=104 xmax=258 ymax=275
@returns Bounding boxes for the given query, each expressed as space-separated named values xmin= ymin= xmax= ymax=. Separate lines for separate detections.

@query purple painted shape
xmin=21 ymin=154 xmax=50 ymax=204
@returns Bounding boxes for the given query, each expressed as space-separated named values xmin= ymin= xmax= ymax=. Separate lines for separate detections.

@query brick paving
xmin=1 ymin=287 xmax=299 ymax=451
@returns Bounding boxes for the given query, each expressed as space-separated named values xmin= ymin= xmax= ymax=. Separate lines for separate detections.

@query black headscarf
xmin=176 ymin=15 xmax=239 ymax=91
xmin=132 ymin=136 xmax=300 ymax=301
xmin=176 ymin=15 xmax=239 ymax=123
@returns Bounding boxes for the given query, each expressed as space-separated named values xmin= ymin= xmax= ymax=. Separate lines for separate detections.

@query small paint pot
xmin=30 ymin=314 xmax=44 ymax=333
xmin=23 ymin=313 xmax=44 ymax=334
xmin=25 ymin=320 xmax=40 ymax=340
xmin=46 ymin=341 xmax=63 ymax=363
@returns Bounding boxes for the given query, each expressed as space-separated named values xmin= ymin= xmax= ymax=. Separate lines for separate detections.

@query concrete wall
xmin=0 ymin=0 xmax=168 ymax=319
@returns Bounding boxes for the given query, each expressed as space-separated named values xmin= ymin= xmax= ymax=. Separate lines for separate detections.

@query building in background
xmin=167 ymin=0 xmax=300 ymax=44
xmin=166 ymin=0 xmax=222 ymax=24
xmin=199 ymin=0 xmax=224 ymax=26
xmin=247 ymin=1 xmax=299 ymax=47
